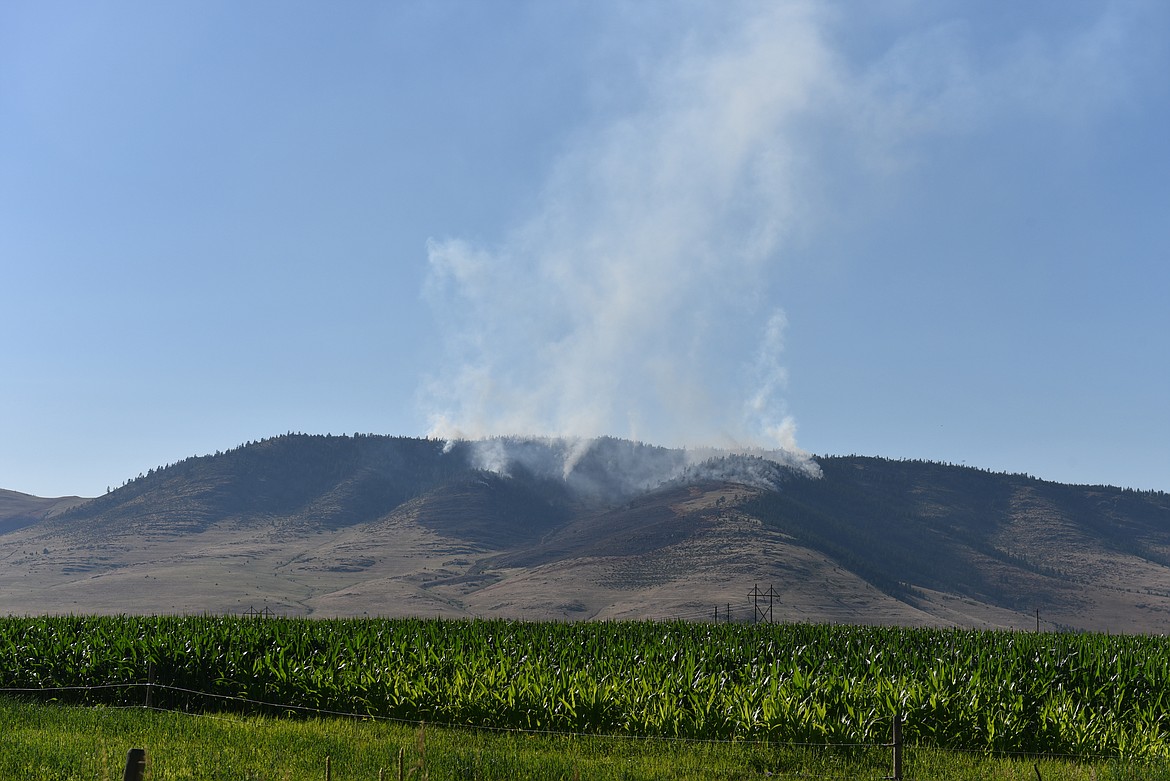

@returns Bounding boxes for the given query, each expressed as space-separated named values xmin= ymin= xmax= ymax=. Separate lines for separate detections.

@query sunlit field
xmin=3 ymin=616 xmax=1170 ymax=778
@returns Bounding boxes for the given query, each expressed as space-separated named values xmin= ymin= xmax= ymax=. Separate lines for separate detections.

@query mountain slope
xmin=0 ymin=489 xmax=88 ymax=534
xmin=2 ymin=436 xmax=1169 ymax=631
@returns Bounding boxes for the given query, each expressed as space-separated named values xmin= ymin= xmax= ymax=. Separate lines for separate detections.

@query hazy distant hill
xmin=2 ymin=434 xmax=1169 ymax=632
xmin=0 ymin=489 xmax=88 ymax=535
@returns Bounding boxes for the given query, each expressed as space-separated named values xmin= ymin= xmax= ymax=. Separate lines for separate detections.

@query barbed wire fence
xmin=1 ymin=677 xmax=899 ymax=780
xmin=3 ymin=673 xmax=1156 ymax=781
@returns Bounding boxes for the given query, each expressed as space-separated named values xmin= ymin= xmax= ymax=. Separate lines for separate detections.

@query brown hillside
xmin=2 ymin=436 xmax=1168 ymax=632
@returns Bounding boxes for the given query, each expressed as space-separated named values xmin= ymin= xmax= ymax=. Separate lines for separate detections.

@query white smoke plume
xmin=421 ymin=1 xmax=1143 ymax=486
xmin=455 ymin=436 xmax=810 ymax=500
xmin=422 ymin=3 xmax=829 ymax=474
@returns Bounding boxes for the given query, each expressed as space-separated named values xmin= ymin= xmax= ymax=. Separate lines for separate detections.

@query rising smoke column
xmin=422 ymin=3 xmax=830 ymax=470
xmin=420 ymin=1 xmax=1139 ymax=479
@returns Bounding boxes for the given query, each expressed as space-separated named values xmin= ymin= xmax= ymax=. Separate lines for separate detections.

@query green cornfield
xmin=1 ymin=616 xmax=1168 ymax=759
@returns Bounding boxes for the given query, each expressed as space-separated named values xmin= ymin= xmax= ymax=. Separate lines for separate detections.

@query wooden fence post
xmin=145 ymin=662 xmax=155 ymax=709
xmin=325 ymin=755 xmax=331 ymax=781
xmin=888 ymin=714 xmax=903 ymax=781
xmin=122 ymin=748 xmax=146 ymax=781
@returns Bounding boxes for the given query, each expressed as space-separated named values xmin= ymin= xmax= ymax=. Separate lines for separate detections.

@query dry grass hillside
xmin=0 ymin=489 xmax=88 ymax=534
xmin=2 ymin=435 xmax=1168 ymax=632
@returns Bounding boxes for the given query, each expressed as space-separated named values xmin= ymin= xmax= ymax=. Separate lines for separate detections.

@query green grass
xmin=3 ymin=698 xmax=1169 ymax=780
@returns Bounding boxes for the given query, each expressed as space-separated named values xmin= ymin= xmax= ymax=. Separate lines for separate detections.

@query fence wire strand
xmin=0 ymin=680 xmax=881 ymax=751
xmin=1 ymin=682 xmax=902 ymax=781
xmin=1 ymin=678 xmax=1153 ymax=769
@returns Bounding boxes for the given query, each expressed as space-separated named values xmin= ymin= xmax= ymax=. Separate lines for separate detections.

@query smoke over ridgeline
xmin=458 ymin=436 xmax=815 ymax=498
xmin=422 ymin=4 xmax=829 ymax=479
xmin=419 ymin=2 xmax=1138 ymax=486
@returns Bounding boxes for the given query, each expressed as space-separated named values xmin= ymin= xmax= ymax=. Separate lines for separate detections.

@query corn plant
xmin=1 ymin=616 xmax=1168 ymax=757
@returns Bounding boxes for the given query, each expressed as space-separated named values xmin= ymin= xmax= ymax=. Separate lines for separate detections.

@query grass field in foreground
xmin=3 ymin=699 xmax=1169 ymax=781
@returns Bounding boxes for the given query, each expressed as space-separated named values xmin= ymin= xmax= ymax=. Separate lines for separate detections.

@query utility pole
xmin=766 ymin=584 xmax=779 ymax=624
xmin=748 ymin=582 xmax=776 ymax=626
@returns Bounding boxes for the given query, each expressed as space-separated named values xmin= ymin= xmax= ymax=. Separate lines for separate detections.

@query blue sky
xmin=3 ymin=1 xmax=1168 ymax=498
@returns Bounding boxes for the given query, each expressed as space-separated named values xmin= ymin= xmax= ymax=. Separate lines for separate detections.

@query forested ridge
xmin=748 ymin=456 xmax=1170 ymax=607
xmin=53 ymin=434 xmax=471 ymax=536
